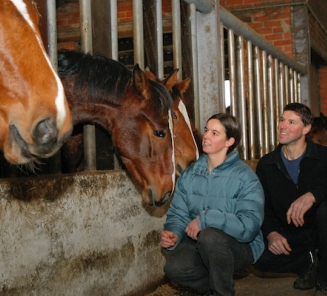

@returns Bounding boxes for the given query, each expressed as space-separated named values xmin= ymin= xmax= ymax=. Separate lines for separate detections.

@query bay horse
xmin=58 ymin=50 xmax=175 ymax=206
xmin=144 ymin=68 xmax=200 ymax=176
xmin=307 ymin=112 xmax=327 ymax=146
xmin=0 ymin=0 xmax=72 ymax=165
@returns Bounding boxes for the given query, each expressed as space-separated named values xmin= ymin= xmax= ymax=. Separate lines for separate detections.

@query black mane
xmin=58 ymin=49 xmax=173 ymax=114
xmin=58 ymin=49 xmax=132 ymax=102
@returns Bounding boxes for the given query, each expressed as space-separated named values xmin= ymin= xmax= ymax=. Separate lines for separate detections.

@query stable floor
xmin=144 ymin=268 xmax=316 ymax=296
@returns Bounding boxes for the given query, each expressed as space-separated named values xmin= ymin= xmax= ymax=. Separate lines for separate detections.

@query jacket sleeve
xmin=199 ymin=167 xmax=264 ymax=243
xmin=163 ymin=171 xmax=192 ymax=247
xmin=256 ymin=158 xmax=281 ymax=237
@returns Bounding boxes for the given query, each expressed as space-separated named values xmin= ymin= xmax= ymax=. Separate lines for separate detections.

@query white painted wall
xmin=0 ymin=171 xmax=169 ymax=296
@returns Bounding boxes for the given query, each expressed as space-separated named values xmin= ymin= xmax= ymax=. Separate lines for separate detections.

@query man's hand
xmin=185 ymin=219 xmax=200 ymax=240
xmin=161 ymin=230 xmax=178 ymax=248
xmin=267 ymin=231 xmax=292 ymax=255
xmin=286 ymin=192 xmax=315 ymax=227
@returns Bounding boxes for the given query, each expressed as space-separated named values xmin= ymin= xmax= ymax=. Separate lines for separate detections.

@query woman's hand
xmin=161 ymin=230 xmax=178 ymax=248
xmin=185 ymin=219 xmax=201 ymax=240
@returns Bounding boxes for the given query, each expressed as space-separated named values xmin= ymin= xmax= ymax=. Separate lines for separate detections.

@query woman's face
xmin=202 ymin=119 xmax=232 ymax=155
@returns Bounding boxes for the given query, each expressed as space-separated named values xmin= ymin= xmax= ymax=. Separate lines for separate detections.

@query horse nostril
xmin=155 ymin=191 xmax=172 ymax=207
xmin=33 ymin=118 xmax=58 ymax=145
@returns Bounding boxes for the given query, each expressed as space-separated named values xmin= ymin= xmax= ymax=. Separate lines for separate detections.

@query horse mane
xmin=58 ymin=49 xmax=132 ymax=102
xmin=58 ymin=50 xmax=172 ymax=114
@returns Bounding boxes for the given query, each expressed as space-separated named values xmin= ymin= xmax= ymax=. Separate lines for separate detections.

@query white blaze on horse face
xmin=10 ymin=0 xmax=67 ymax=129
xmin=168 ymin=109 xmax=176 ymax=192
xmin=178 ymin=100 xmax=199 ymax=159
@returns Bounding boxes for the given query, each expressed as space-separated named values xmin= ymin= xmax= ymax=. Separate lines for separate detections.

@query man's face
xmin=278 ymin=110 xmax=310 ymax=145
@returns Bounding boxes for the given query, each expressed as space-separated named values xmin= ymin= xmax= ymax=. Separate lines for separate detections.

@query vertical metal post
xmin=110 ymin=0 xmax=120 ymax=170
xmin=189 ymin=3 xmax=200 ymax=129
xmin=46 ymin=0 xmax=57 ymax=67
xmin=267 ymin=55 xmax=276 ymax=150
xmin=284 ymin=65 xmax=289 ymax=105
xmin=297 ymin=73 xmax=302 ymax=103
xmin=172 ymin=0 xmax=182 ymax=80
xmin=228 ymin=29 xmax=237 ymax=116
xmin=247 ymin=41 xmax=255 ymax=160
xmin=278 ymin=62 xmax=285 ymax=113
xmin=289 ymin=68 xmax=294 ymax=103
xmin=110 ymin=0 xmax=118 ymax=61
xmin=236 ymin=36 xmax=247 ymax=160
xmin=80 ymin=0 xmax=96 ymax=171
xmin=262 ymin=50 xmax=269 ymax=155
xmin=133 ymin=0 xmax=144 ymax=69
xmin=254 ymin=46 xmax=263 ymax=157
xmin=274 ymin=59 xmax=280 ymax=122
xmin=155 ymin=0 xmax=164 ymax=79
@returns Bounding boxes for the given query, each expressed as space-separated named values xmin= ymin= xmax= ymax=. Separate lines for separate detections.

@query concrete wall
xmin=0 ymin=170 xmax=169 ymax=296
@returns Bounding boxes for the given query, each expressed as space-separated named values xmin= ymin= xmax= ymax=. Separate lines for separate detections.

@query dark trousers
xmin=254 ymin=202 xmax=327 ymax=284
xmin=164 ymin=228 xmax=254 ymax=296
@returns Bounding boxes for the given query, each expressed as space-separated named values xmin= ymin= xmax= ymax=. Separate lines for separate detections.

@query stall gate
xmin=0 ymin=1 xmax=307 ymax=295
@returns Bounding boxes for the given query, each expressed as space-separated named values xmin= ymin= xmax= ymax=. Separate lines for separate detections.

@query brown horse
xmin=58 ymin=50 xmax=175 ymax=206
xmin=308 ymin=112 xmax=327 ymax=146
xmin=144 ymin=68 xmax=200 ymax=176
xmin=0 ymin=0 xmax=72 ymax=165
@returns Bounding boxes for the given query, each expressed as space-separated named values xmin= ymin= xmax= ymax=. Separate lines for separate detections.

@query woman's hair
xmin=207 ymin=113 xmax=241 ymax=153
xmin=283 ymin=103 xmax=314 ymax=126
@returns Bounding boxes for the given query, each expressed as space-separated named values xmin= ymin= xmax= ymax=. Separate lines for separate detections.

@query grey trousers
xmin=164 ymin=227 xmax=254 ymax=296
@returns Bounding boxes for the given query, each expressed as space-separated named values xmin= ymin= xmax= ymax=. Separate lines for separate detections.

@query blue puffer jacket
xmin=164 ymin=150 xmax=265 ymax=262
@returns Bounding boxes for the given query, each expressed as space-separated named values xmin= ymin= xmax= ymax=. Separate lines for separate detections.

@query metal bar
xmin=294 ymin=70 xmax=298 ymax=102
xmin=228 ymin=29 xmax=237 ymax=116
xmin=172 ymin=0 xmax=182 ymax=80
xmin=80 ymin=0 xmax=96 ymax=171
xmin=274 ymin=58 xmax=280 ymax=122
xmin=220 ymin=6 xmax=306 ymax=75
xmin=254 ymin=46 xmax=263 ymax=157
xmin=284 ymin=65 xmax=289 ymax=105
xmin=189 ymin=3 xmax=200 ymax=129
xmin=297 ymin=73 xmax=302 ymax=103
xmin=182 ymin=0 xmax=214 ymax=14
xmin=247 ymin=41 xmax=255 ymax=160
xmin=236 ymin=36 xmax=248 ymax=160
xmin=267 ymin=55 xmax=276 ymax=150
xmin=289 ymin=68 xmax=294 ymax=103
xmin=110 ymin=0 xmax=120 ymax=170
xmin=278 ymin=62 xmax=285 ymax=113
xmin=262 ymin=50 xmax=269 ymax=155
xmin=133 ymin=0 xmax=144 ymax=68
xmin=155 ymin=0 xmax=164 ymax=79
xmin=110 ymin=0 xmax=118 ymax=61
xmin=46 ymin=0 xmax=57 ymax=67
xmin=220 ymin=24 xmax=225 ymax=110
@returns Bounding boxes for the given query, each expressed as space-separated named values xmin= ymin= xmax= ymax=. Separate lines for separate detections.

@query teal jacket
xmin=164 ymin=150 xmax=265 ymax=262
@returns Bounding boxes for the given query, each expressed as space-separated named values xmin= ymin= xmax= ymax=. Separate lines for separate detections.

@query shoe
xmin=293 ymin=251 xmax=318 ymax=290
xmin=314 ymin=283 xmax=327 ymax=295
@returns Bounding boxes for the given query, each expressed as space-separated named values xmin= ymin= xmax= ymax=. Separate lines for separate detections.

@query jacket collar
xmin=267 ymin=138 xmax=319 ymax=165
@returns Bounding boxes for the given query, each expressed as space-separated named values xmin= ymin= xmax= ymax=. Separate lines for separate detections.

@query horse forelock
xmin=148 ymin=79 xmax=173 ymax=115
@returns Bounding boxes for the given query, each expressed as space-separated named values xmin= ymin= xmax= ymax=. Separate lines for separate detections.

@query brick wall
xmin=57 ymin=0 xmax=172 ymax=48
xmin=220 ymin=0 xmax=293 ymax=57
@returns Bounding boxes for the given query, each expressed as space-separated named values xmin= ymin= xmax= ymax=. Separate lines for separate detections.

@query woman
xmin=161 ymin=113 xmax=265 ymax=296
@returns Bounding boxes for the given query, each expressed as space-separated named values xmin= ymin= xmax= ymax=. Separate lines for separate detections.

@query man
xmin=255 ymin=103 xmax=327 ymax=295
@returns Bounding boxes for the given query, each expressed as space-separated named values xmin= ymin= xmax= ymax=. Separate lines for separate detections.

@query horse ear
xmin=175 ymin=77 xmax=191 ymax=94
xmin=133 ymin=64 xmax=151 ymax=100
xmin=161 ymin=69 xmax=179 ymax=91
xmin=144 ymin=67 xmax=156 ymax=81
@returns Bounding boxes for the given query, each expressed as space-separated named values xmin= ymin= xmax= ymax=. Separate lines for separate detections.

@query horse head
xmin=145 ymin=68 xmax=199 ymax=177
xmin=111 ymin=64 xmax=176 ymax=206
xmin=0 ymin=0 xmax=72 ymax=165
xmin=58 ymin=50 xmax=175 ymax=206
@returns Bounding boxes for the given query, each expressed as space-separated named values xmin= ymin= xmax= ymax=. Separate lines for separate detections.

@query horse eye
xmin=172 ymin=112 xmax=178 ymax=120
xmin=154 ymin=130 xmax=166 ymax=138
